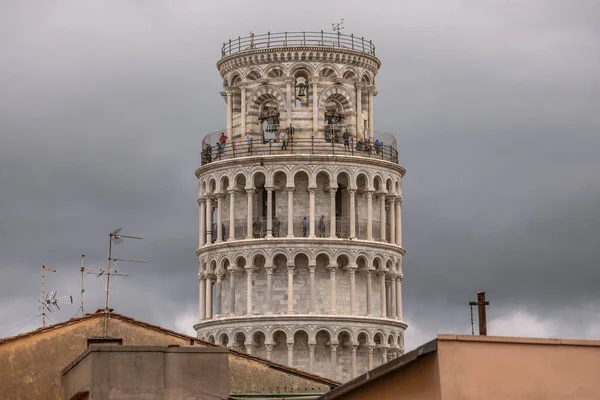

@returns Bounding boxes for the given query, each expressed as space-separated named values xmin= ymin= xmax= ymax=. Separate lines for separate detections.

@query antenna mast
xmin=102 ymin=227 xmax=147 ymax=336
xmin=41 ymin=264 xmax=56 ymax=326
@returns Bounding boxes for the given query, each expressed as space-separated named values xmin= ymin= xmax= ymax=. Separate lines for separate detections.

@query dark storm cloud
xmin=1 ymin=0 xmax=599 ymax=348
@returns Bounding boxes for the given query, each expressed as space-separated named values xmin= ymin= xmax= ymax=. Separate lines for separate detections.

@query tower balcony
xmin=200 ymin=128 xmax=399 ymax=166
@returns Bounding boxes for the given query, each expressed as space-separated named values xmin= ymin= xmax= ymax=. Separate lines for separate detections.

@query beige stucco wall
xmin=335 ymin=352 xmax=442 ymax=400
xmin=437 ymin=336 xmax=600 ymax=400
xmin=0 ymin=314 xmax=332 ymax=400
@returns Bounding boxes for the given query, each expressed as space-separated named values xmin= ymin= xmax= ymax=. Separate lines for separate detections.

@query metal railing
xmin=221 ymin=31 xmax=376 ymax=58
xmin=201 ymin=131 xmax=398 ymax=166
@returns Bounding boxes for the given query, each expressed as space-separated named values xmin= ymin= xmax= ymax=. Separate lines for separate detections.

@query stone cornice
xmin=196 ymin=154 xmax=406 ymax=178
xmin=217 ymin=46 xmax=381 ymax=76
xmin=195 ymin=236 xmax=405 ymax=258
xmin=194 ymin=313 xmax=407 ymax=332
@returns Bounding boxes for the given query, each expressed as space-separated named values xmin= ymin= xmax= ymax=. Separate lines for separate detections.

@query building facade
xmin=195 ymin=31 xmax=406 ymax=382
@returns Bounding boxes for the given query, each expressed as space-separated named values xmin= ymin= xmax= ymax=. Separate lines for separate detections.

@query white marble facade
xmin=196 ymin=32 xmax=406 ymax=382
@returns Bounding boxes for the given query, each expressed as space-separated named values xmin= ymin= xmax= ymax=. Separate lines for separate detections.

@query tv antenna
xmin=101 ymin=227 xmax=147 ymax=335
xmin=40 ymin=265 xmax=73 ymax=326
xmin=332 ymin=18 xmax=345 ymax=32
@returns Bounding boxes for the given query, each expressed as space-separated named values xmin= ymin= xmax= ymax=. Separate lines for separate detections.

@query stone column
xmin=380 ymin=271 xmax=387 ymax=317
xmin=205 ymin=274 xmax=212 ymax=320
xmin=226 ymin=90 xmax=233 ymax=136
xmin=329 ymin=265 xmax=337 ymax=314
xmin=356 ymin=83 xmax=363 ymax=139
xmin=287 ymin=343 xmax=294 ymax=367
xmin=366 ymin=270 xmax=373 ymax=316
xmin=390 ymin=196 xmax=396 ymax=244
xmin=385 ymin=280 xmax=392 ymax=318
xmin=287 ymin=188 xmax=294 ymax=237
xmin=215 ymin=272 xmax=222 ymax=318
xmin=287 ymin=265 xmax=294 ymax=313
xmin=266 ymin=187 xmax=273 ymax=238
xmin=216 ymin=194 xmax=224 ymax=243
xmin=245 ymin=344 xmax=253 ymax=355
xmin=396 ymin=276 xmax=403 ymax=320
xmin=286 ymin=78 xmax=292 ymax=126
xmin=349 ymin=189 xmax=356 ymax=239
xmin=198 ymin=273 xmax=206 ymax=322
xmin=367 ymin=345 xmax=374 ymax=370
xmin=391 ymin=275 xmax=397 ymax=319
xmin=228 ymin=190 xmax=236 ymax=241
xmin=366 ymin=190 xmax=373 ymax=240
xmin=330 ymin=344 xmax=338 ymax=380
xmin=240 ymin=86 xmax=246 ymax=136
xmin=228 ymin=269 xmax=236 ymax=316
xmin=199 ymin=198 xmax=206 ymax=247
xmin=312 ymin=82 xmax=319 ymax=136
xmin=309 ymin=344 xmax=316 ymax=373
xmin=382 ymin=348 xmax=388 ymax=364
xmin=308 ymin=188 xmax=316 ymax=238
xmin=368 ymin=89 xmax=374 ymax=139
xmin=396 ymin=198 xmax=402 ymax=247
xmin=246 ymin=189 xmax=254 ymax=240
xmin=205 ymin=197 xmax=213 ymax=244
xmin=329 ymin=187 xmax=337 ymax=238
xmin=349 ymin=264 xmax=357 ymax=315
xmin=351 ymin=345 xmax=358 ymax=378
xmin=307 ymin=265 xmax=317 ymax=313
xmin=265 ymin=266 xmax=274 ymax=315
xmin=265 ymin=344 xmax=273 ymax=361
xmin=246 ymin=267 xmax=254 ymax=315
xmin=379 ymin=193 xmax=386 ymax=242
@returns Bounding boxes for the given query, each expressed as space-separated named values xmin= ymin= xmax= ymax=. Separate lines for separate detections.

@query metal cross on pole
xmin=469 ymin=292 xmax=490 ymax=336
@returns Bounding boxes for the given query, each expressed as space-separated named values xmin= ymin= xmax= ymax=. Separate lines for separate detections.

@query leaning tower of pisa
xmin=195 ymin=31 xmax=406 ymax=382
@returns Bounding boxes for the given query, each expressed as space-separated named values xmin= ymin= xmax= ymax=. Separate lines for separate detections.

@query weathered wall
xmin=62 ymin=346 xmax=229 ymax=400
xmin=0 ymin=314 xmax=333 ymax=400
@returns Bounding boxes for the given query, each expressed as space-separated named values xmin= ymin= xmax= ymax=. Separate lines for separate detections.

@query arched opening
xmin=220 ymin=333 xmax=230 ymax=347
xmin=356 ymin=173 xmax=369 ymax=240
xmin=246 ymin=70 xmax=261 ymax=81
xmin=293 ymin=171 xmax=310 ymax=237
xmin=343 ymin=70 xmax=357 ymax=80
xmin=337 ymin=331 xmax=352 ymax=382
xmin=293 ymin=253 xmax=310 ymax=313
xmin=357 ymin=332 xmax=369 ymax=375
xmin=374 ymin=332 xmax=384 ymax=367
xmin=208 ymin=335 xmax=215 ymax=344
xmin=267 ymin=68 xmax=284 ymax=79
xmin=272 ymin=253 xmax=289 ymax=314
xmin=315 ymin=253 xmax=331 ymax=314
xmin=233 ymin=174 xmax=247 ymax=239
xmin=272 ymin=330 xmax=288 ymax=366
xmin=293 ymin=330 xmax=309 ymax=370
xmin=234 ymin=332 xmax=246 ymax=353
xmin=315 ymin=171 xmax=331 ymax=238
xmin=315 ymin=329 xmax=332 ymax=378
xmin=251 ymin=254 xmax=266 ymax=314
xmin=373 ymin=176 xmax=384 ymax=241
xmin=356 ymin=255 xmax=369 ymax=316
xmin=336 ymin=254 xmax=351 ymax=315
xmin=324 ymin=97 xmax=345 ymax=143
xmin=335 ymin=172 xmax=351 ymax=238
xmin=251 ymin=172 xmax=267 ymax=238
xmin=233 ymin=256 xmax=247 ymax=317
xmin=253 ymin=331 xmax=266 ymax=359
xmin=319 ymin=67 xmax=337 ymax=79
xmin=272 ymin=171 xmax=287 ymax=237
xmin=259 ymin=101 xmax=280 ymax=143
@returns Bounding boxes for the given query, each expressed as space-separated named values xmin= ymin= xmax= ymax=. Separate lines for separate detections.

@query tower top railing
xmin=200 ymin=128 xmax=399 ymax=166
xmin=221 ymin=31 xmax=376 ymax=58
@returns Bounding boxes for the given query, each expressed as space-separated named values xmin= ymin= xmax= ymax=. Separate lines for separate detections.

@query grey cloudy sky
xmin=1 ymin=0 xmax=599 ymax=349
